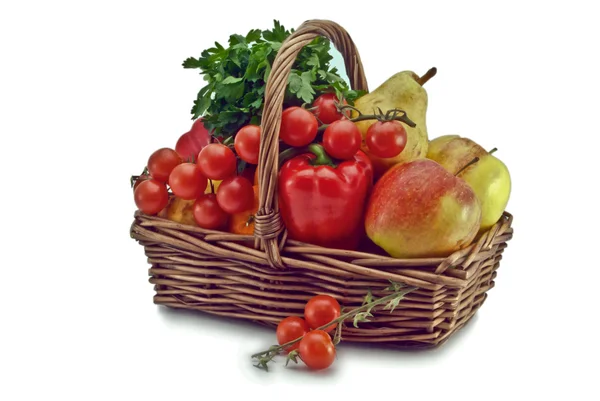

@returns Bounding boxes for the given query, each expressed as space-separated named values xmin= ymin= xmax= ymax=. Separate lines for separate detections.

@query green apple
xmin=427 ymin=135 xmax=487 ymax=175
xmin=428 ymin=135 xmax=511 ymax=235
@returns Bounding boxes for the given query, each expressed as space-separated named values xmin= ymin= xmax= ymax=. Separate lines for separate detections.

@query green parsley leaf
xmin=297 ymin=71 xmax=316 ymax=103
xmin=184 ymin=20 xmax=361 ymax=138
xmin=221 ymin=76 xmax=244 ymax=84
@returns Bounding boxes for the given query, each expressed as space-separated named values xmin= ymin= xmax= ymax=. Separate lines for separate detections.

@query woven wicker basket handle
xmin=255 ymin=20 xmax=368 ymax=269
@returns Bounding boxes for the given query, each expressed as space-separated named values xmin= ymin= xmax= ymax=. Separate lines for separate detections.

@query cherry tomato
xmin=276 ymin=316 xmax=310 ymax=352
xmin=312 ymin=93 xmax=346 ymax=124
xmin=279 ymin=107 xmax=318 ymax=147
xmin=216 ymin=176 xmax=254 ymax=214
xmin=322 ymin=120 xmax=362 ymax=160
xmin=147 ymin=148 xmax=182 ymax=183
xmin=168 ymin=163 xmax=207 ymax=200
xmin=134 ymin=179 xmax=169 ymax=215
xmin=192 ymin=193 xmax=229 ymax=230
xmin=304 ymin=294 xmax=341 ymax=333
xmin=234 ymin=125 xmax=261 ymax=164
xmin=132 ymin=173 xmax=150 ymax=191
xmin=365 ymin=121 xmax=407 ymax=158
xmin=175 ymin=118 xmax=212 ymax=162
xmin=298 ymin=330 xmax=336 ymax=370
xmin=197 ymin=144 xmax=237 ymax=180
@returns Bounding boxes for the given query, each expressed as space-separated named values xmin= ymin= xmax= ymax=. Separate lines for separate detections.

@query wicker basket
xmin=130 ymin=19 xmax=514 ymax=348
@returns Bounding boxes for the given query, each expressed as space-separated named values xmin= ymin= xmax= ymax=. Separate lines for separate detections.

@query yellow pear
xmin=427 ymin=135 xmax=511 ymax=235
xmin=352 ymin=68 xmax=436 ymax=178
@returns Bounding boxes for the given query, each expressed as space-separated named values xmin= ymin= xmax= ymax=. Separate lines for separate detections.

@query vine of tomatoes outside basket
xmin=274 ymin=294 xmax=341 ymax=371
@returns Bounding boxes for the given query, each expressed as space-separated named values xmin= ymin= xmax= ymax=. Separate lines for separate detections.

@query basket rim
xmin=130 ymin=208 xmax=513 ymax=289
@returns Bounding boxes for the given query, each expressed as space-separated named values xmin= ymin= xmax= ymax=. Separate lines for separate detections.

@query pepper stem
xmin=307 ymin=143 xmax=334 ymax=167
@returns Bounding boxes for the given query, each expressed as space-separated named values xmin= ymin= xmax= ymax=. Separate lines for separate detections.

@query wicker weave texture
xmin=131 ymin=210 xmax=512 ymax=347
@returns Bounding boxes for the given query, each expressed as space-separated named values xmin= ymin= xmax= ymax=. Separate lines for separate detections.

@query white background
xmin=1 ymin=1 xmax=599 ymax=400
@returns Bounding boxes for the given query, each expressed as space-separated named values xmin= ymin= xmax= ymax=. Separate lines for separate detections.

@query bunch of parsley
xmin=183 ymin=20 xmax=363 ymax=139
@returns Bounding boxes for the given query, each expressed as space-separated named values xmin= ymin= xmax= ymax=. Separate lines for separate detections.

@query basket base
xmin=150 ymin=287 xmax=491 ymax=349
xmin=152 ymin=294 xmax=485 ymax=351
xmin=131 ymin=211 xmax=513 ymax=348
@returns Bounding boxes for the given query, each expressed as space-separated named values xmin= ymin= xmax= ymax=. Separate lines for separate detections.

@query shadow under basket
xmin=130 ymin=19 xmax=514 ymax=348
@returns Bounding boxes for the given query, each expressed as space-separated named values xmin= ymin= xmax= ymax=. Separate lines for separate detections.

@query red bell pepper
xmin=278 ymin=144 xmax=373 ymax=250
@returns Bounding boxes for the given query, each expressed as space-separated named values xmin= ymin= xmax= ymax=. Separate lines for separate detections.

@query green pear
xmin=427 ymin=135 xmax=511 ymax=235
xmin=352 ymin=68 xmax=436 ymax=178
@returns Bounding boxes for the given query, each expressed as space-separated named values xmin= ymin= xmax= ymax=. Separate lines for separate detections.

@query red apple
xmin=175 ymin=118 xmax=211 ymax=162
xmin=365 ymin=159 xmax=481 ymax=258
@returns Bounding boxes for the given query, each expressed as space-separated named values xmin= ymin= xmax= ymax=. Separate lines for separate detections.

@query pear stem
xmin=489 ymin=147 xmax=498 ymax=155
xmin=417 ymin=67 xmax=437 ymax=86
xmin=455 ymin=157 xmax=480 ymax=176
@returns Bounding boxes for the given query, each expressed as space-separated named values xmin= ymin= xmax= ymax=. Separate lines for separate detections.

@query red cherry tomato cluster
xmin=133 ymin=94 xmax=408 ymax=235
xmin=313 ymin=93 xmax=407 ymax=160
xmin=275 ymin=294 xmax=341 ymax=371
xmin=132 ymin=120 xmax=261 ymax=230
xmin=276 ymin=93 xmax=366 ymax=162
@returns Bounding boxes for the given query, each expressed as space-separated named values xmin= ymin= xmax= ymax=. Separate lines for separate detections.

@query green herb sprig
xmin=183 ymin=20 xmax=365 ymax=140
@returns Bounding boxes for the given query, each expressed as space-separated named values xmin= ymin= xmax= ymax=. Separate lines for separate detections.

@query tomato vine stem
xmin=317 ymin=106 xmax=416 ymax=133
xmin=251 ymin=284 xmax=417 ymax=371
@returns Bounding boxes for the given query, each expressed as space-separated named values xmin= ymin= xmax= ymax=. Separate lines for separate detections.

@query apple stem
xmin=417 ymin=67 xmax=437 ymax=86
xmin=456 ymin=157 xmax=480 ymax=176
xmin=489 ymin=147 xmax=498 ymax=155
